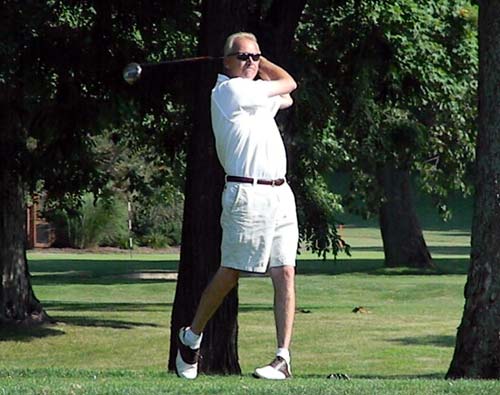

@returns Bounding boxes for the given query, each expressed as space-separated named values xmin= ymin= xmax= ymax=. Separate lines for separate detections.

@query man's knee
xmin=271 ymin=266 xmax=295 ymax=287
xmin=216 ymin=267 xmax=240 ymax=288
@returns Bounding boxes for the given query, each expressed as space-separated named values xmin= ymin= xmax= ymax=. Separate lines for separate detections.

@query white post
xmin=128 ymin=200 xmax=133 ymax=258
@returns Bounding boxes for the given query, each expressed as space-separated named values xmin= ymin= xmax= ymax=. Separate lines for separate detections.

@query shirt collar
xmin=217 ymin=74 xmax=230 ymax=83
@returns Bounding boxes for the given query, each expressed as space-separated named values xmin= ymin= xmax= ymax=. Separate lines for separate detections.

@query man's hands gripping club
xmin=258 ymin=57 xmax=297 ymax=109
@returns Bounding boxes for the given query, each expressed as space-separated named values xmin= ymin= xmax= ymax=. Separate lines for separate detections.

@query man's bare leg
xmin=190 ymin=266 xmax=240 ymax=334
xmin=176 ymin=267 xmax=240 ymax=379
xmin=253 ymin=265 xmax=295 ymax=379
xmin=270 ymin=266 xmax=296 ymax=350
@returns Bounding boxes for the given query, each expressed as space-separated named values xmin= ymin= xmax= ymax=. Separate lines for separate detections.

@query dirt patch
xmin=114 ymin=271 xmax=178 ymax=281
xmin=28 ymin=246 xmax=181 ymax=254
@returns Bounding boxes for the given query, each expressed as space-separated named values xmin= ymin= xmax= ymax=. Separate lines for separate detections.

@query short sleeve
xmin=232 ymin=78 xmax=283 ymax=108
xmin=268 ymin=95 xmax=283 ymax=117
xmin=212 ymin=77 xmax=283 ymax=120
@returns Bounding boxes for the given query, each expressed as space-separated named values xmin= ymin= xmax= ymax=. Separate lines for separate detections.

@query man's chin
xmin=242 ymin=70 xmax=257 ymax=79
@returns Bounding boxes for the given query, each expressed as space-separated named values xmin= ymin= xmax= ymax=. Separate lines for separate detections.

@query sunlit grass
xmin=0 ymin=226 xmax=486 ymax=393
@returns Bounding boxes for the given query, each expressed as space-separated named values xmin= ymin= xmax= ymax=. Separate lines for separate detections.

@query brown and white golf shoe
xmin=253 ymin=356 xmax=292 ymax=380
xmin=175 ymin=327 xmax=200 ymax=380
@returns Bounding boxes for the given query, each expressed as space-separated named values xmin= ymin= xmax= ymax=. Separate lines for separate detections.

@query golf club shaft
xmin=123 ymin=56 xmax=223 ymax=84
xmin=139 ymin=56 xmax=222 ymax=68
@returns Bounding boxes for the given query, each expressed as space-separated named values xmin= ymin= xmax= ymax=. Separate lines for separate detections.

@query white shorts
xmin=220 ymin=181 xmax=299 ymax=273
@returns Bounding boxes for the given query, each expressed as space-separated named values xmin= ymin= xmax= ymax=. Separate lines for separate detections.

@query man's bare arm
xmin=258 ymin=57 xmax=297 ymax=97
xmin=279 ymin=94 xmax=293 ymax=109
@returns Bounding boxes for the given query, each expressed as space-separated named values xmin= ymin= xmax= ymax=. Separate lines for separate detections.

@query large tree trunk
xmin=446 ymin=1 xmax=500 ymax=379
xmin=377 ymin=163 xmax=434 ymax=269
xmin=0 ymin=120 xmax=50 ymax=326
xmin=168 ymin=0 xmax=251 ymax=375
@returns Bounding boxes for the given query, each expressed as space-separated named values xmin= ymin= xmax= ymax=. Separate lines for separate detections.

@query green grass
xmin=3 ymin=369 xmax=500 ymax=395
xmin=2 ymin=225 xmax=498 ymax=394
xmin=2 ymin=370 xmax=500 ymax=395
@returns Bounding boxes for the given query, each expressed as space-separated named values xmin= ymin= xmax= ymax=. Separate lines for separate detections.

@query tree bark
xmin=0 ymin=114 xmax=50 ymax=326
xmin=256 ymin=0 xmax=307 ymax=63
xmin=168 ymin=0 xmax=250 ymax=375
xmin=377 ymin=163 xmax=434 ymax=269
xmin=446 ymin=1 xmax=500 ymax=379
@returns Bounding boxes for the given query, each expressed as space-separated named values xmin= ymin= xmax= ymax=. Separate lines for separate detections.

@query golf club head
xmin=123 ymin=62 xmax=142 ymax=85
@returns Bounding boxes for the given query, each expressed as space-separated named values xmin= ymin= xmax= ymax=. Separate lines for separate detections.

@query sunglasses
xmin=227 ymin=52 xmax=261 ymax=62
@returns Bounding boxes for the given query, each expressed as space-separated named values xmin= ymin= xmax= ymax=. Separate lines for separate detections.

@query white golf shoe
xmin=253 ymin=356 xmax=292 ymax=380
xmin=175 ymin=327 xmax=200 ymax=380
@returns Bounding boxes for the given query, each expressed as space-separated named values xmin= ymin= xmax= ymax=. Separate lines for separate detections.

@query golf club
xmin=123 ymin=56 xmax=223 ymax=84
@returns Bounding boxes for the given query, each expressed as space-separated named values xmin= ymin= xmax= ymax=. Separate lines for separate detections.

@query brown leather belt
xmin=226 ymin=175 xmax=285 ymax=186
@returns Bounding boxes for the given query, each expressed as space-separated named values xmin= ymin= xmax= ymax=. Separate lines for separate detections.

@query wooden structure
xmin=26 ymin=196 xmax=55 ymax=249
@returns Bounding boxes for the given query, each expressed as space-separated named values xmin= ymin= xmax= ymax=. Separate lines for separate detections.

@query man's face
xmin=224 ymin=38 xmax=261 ymax=79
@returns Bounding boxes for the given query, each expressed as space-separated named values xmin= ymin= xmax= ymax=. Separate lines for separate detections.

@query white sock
xmin=276 ymin=348 xmax=290 ymax=365
xmin=183 ymin=327 xmax=203 ymax=349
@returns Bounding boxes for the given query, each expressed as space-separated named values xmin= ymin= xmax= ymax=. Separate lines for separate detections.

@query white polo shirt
xmin=211 ymin=74 xmax=287 ymax=179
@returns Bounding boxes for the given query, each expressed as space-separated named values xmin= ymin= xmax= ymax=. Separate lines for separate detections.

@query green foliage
xmin=89 ymin=129 xmax=185 ymax=248
xmin=1 ymin=0 xmax=196 ymax=250
xmin=288 ymin=42 xmax=348 ymax=257
xmin=296 ymin=0 xmax=478 ymax=219
xmin=1 ymin=0 xmax=198 ymax=201
xmin=133 ymin=187 xmax=184 ymax=248
xmin=3 ymin=0 xmax=478 ymax=260
xmin=48 ymin=193 xmax=128 ymax=249
xmin=292 ymin=171 xmax=349 ymax=258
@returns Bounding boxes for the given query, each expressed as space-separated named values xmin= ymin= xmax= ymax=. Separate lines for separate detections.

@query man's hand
xmin=258 ymin=61 xmax=272 ymax=81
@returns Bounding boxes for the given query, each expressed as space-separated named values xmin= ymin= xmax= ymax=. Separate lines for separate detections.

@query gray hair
xmin=223 ymin=32 xmax=258 ymax=56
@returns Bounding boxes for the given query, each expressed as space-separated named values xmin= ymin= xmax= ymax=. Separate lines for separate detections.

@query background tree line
xmin=3 ymin=0 xmax=499 ymax=380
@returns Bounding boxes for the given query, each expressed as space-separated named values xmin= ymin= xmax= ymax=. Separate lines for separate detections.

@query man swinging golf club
xmin=176 ymin=32 xmax=298 ymax=380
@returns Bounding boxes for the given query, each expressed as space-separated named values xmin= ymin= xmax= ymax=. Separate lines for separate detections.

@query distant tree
xmin=295 ymin=0 xmax=478 ymax=267
xmin=447 ymin=0 xmax=500 ymax=379
xmin=0 ymin=0 xmax=197 ymax=325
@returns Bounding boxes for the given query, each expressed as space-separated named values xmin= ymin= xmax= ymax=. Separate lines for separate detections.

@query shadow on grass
xmin=388 ymin=335 xmax=456 ymax=348
xmin=43 ymin=301 xmax=172 ymax=312
xmin=238 ymin=304 xmax=274 ymax=313
xmin=297 ymin=258 xmax=469 ymax=276
xmin=0 ymin=316 xmax=160 ymax=342
xmin=55 ymin=316 xmax=161 ymax=329
xmin=29 ymin=259 xmax=179 ymax=272
xmin=31 ymin=275 xmax=177 ymax=286
xmin=0 ymin=326 xmax=64 ymax=342
xmin=351 ymin=246 xmax=471 ymax=256
xmin=29 ymin=259 xmax=179 ymax=286
xmin=0 ymin=305 xmax=166 ymax=342
xmin=436 ymin=231 xmax=471 ymax=237
xmin=428 ymin=246 xmax=470 ymax=256
xmin=27 ymin=256 xmax=470 ymax=288
xmin=296 ymin=259 xmax=384 ymax=275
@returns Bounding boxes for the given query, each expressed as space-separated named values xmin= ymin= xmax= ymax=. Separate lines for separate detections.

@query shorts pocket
xmin=222 ymin=183 xmax=247 ymax=212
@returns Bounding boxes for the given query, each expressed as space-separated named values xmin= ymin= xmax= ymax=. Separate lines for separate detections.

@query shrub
xmin=49 ymin=193 xmax=129 ymax=249
xmin=132 ymin=188 xmax=184 ymax=248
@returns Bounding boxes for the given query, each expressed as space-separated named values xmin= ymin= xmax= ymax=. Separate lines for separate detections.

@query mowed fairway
xmin=2 ymin=225 xmax=499 ymax=394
